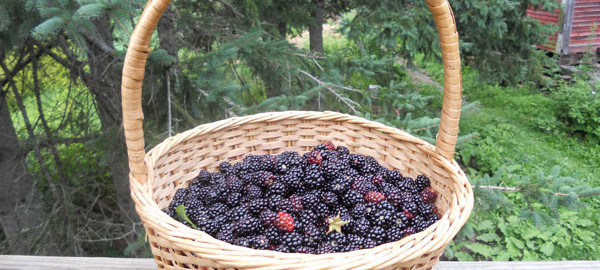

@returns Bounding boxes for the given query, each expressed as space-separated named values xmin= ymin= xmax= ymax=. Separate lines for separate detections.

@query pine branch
xmin=475 ymin=185 xmax=600 ymax=198
xmin=298 ymin=69 xmax=359 ymax=114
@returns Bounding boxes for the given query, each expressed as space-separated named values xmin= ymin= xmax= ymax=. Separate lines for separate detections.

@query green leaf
xmin=476 ymin=220 xmax=494 ymax=231
xmin=176 ymin=205 xmax=197 ymax=229
xmin=476 ymin=233 xmax=500 ymax=243
xmin=465 ymin=242 xmax=494 ymax=258
xmin=541 ymin=242 xmax=554 ymax=256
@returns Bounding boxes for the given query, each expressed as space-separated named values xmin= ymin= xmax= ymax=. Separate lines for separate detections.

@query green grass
xmin=415 ymin=57 xmax=600 ymax=260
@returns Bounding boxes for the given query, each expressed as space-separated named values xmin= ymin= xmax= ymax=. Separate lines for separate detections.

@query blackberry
xmin=250 ymin=235 xmax=270 ymax=250
xmin=386 ymin=170 xmax=403 ymax=183
xmin=276 ymin=151 xmax=303 ymax=173
xmin=336 ymin=145 xmax=350 ymax=156
xmin=362 ymin=238 xmax=377 ymax=249
xmin=303 ymin=224 xmax=325 ymax=247
xmin=387 ymin=226 xmax=404 ymax=242
xmin=209 ymin=172 xmax=225 ymax=186
xmin=268 ymin=195 xmax=283 ymax=211
xmin=314 ymin=203 xmax=331 ymax=220
xmin=403 ymin=177 xmax=420 ymax=194
xmin=225 ymin=175 xmax=244 ymax=193
xmin=225 ymin=192 xmax=242 ymax=207
xmin=183 ymin=197 xmax=203 ymax=221
xmin=320 ymin=149 xmax=338 ymax=161
xmin=403 ymin=226 xmax=416 ymax=236
xmin=376 ymin=200 xmax=395 ymax=212
xmin=371 ymin=173 xmax=384 ymax=186
xmin=362 ymin=156 xmax=381 ymax=174
xmin=296 ymin=246 xmax=315 ymax=254
xmin=259 ymin=171 xmax=278 ymax=187
xmin=343 ymin=234 xmax=363 ymax=252
xmin=264 ymin=226 xmax=282 ymax=244
xmin=415 ymin=175 xmax=430 ymax=192
xmin=319 ymin=159 xmax=343 ymax=180
xmin=351 ymin=203 xmax=367 ymax=219
xmin=304 ymin=165 xmax=324 ymax=189
xmin=370 ymin=209 xmax=393 ymax=227
xmin=316 ymin=242 xmax=335 ymax=254
xmin=298 ymin=209 xmax=318 ymax=227
xmin=329 ymin=177 xmax=350 ymax=194
xmin=216 ymin=227 xmax=234 ymax=243
xmin=274 ymin=245 xmax=290 ymax=253
xmin=289 ymin=195 xmax=304 ymax=212
xmin=277 ymin=198 xmax=294 ymax=213
xmin=397 ymin=192 xmax=412 ymax=206
xmin=219 ymin=161 xmax=231 ymax=174
xmin=421 ymin=187 xmax=437 ymax=203
xmin=196 ymin=170 xmax=212 ymax=185
xmin=244 ymin=184 xmax=262 ymax=199
xmin=197 ymin=218 xmax=220 ymax=235
xmin=234 ymin=216 xmax=260 ymax=236
xmin=366 ymin=226 xmax=387 ymax=245
xmin=342 ymin=190 xmax=363 ymax=208
xmin=259 ymin=209 xmax=278 ymax=226
xmin=267 ymin=182 xmax=287 ymax=196
xmin=349 ymin=154 xmax=365 ymax=170
xmin=351 ymin=217 xmax=371 ymax=235
xmin=198 ymin=186 xmax=219 ymax=205
xmin=280 ymin=232 xmax=304 ymax=250
xmin=327 ymin=232 xmax=347 ymax=252
xmin=403 ymin=202 xmax=417 ymax=219
xmin=419 ymin=203 xmax=434 ymax=215
xmin=248 ymin=199 xmax=268 ymax=215
xmin=207 ymin=203 xmax=228 ymax=218
xmin=229 ymin=205 xmax=249 ymax=222
xmin=187 ymin=183 xmax=202 ymax=197
xmin=386 ymin=191 xmax=402 ymax=208
xmin=351 ymin=178 xmax=377 ymax=195
xmin=302 ymin=192 xmax=319 ymax=210
xmin=258 ymin=154 xmax=276 ymax=171
xmin=320 ymin=191 xmax=338 ymax=207
xmin=281 ymin=168 xmax=304 ymax=190
xmin=391 ymin=212 xmax=409 ymax=229
xmin=170 ymin=188 xmax=187 ymax=207
xmin=234 ymin=237 xmax=251 ymax=248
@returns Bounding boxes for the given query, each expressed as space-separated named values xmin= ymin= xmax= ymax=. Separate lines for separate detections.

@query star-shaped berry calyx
xmin=327 ymin=212 xmax=350 ymax=234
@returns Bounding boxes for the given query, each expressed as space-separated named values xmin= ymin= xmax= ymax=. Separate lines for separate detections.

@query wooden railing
xmin=1 ymin=255 xmax=599 ymax=269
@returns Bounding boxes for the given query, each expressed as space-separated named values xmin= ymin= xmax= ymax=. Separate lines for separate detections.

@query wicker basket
xmin=121 ymin=0 xmax=473 ymax=269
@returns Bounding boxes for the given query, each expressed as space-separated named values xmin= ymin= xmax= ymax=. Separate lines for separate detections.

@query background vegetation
xmin=1 ymin=0 xmax=598 ymax=260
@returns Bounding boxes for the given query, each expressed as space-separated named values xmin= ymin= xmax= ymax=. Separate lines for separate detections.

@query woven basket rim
xmin=130 ymin=111 xmax=473 ymax=269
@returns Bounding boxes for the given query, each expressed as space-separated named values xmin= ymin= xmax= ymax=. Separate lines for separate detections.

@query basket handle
xmin=121 ymin=0 xmax=462 ymax=184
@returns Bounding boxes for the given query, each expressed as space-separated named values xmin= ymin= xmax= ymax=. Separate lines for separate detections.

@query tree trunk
xmin=82 ymin=15 xmax=139 ymax=234
xmin=0 ymin=93 xmax=46 ymax=254
xmin=309 ymin=0 xmax=325 ymax=54
xmin=158 ymin=6 xmax=179 ymax=59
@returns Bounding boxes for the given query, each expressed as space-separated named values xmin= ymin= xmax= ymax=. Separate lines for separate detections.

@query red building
xmin=527 ymin=0 xmax=600 ymax=63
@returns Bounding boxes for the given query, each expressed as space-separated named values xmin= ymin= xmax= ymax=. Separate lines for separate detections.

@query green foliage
xmin=551 ymin=74 xmax=600 ymax=140
xmin=341 ymin=0 xmax=559 ymax=85
xmin=176 ymin=205 xmax=197 ymax=229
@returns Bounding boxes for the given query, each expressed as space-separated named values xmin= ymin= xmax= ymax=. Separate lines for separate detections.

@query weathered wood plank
xmin=0 ymin=255 xmax=155 ymax=270
xmin=432 ymin=261 xmax=600 ymax=270
xmin=1 ymin=255 xmax=599 ymax=270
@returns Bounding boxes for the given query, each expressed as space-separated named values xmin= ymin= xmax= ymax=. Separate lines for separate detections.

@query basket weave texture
xmin=121 ymin=0 xmax=474 ymax=269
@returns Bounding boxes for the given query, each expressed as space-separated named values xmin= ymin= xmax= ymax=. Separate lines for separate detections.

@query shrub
xmin=552 ymin=77 xmax=600 ymax=140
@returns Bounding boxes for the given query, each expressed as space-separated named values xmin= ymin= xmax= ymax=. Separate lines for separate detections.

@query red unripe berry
xmin=364 ymin=191 xmax=386 ymax=203
xmin=276 ymin=212 xmax=294 ymax=232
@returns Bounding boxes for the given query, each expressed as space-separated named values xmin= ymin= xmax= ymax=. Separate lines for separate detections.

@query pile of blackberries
xmin=164 ymin=141 xmax=440 ymax=254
